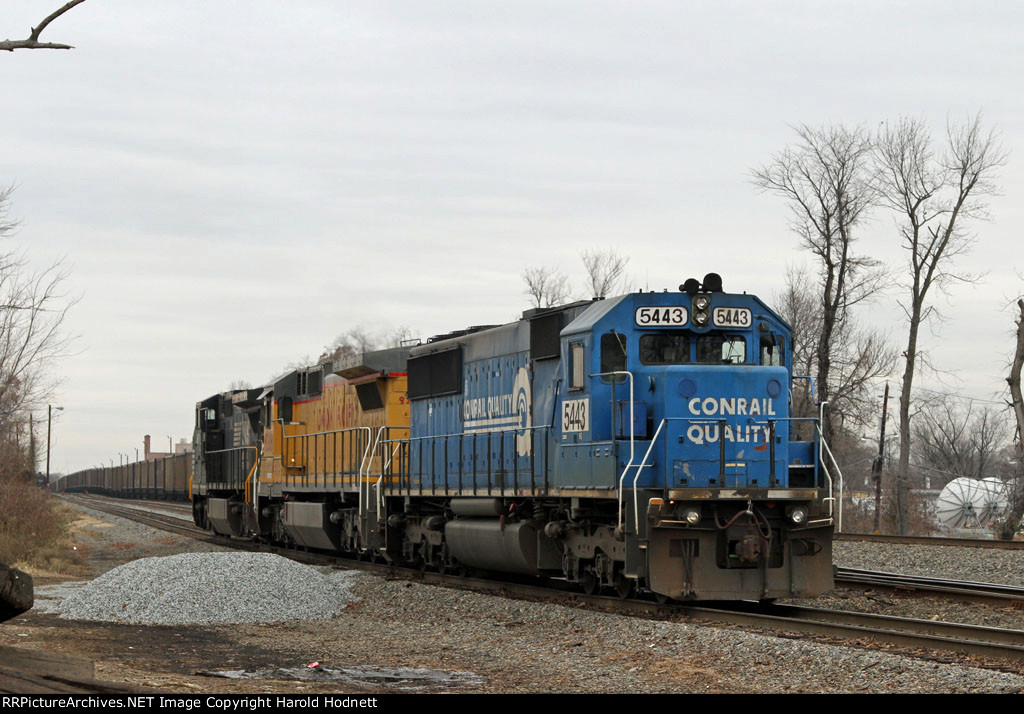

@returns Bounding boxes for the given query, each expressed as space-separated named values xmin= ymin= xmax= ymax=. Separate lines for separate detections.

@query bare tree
xmin=775 ymin=266 xmax=825 ymax=433
xmin=1 ymin=0 xmax=87 ymax=52
xmin=912 ymin=398 xmax=1010 ymax=487
xmin=316 ymin=324 xmax=417 ymax=366
xmin=581 ymin=249 xmax=629 ymax=298
xmin=0 ymin=187 xmax=75 ymax=483
xmin=875 ymin=115 xmax=1008 ymax=534
xmin=318 ymin=327 xmax=380 ymax=364
xmin=0 ymin=188 xmax=75 ymax=425
xmin=522 ymin=266 xmax=571 ymax=308
xmin=774 ymin=265 xmax=896 ymax=442
xmin=828 ymin=323 xmax=898 ymax=435
xmin=386 ymin=325 xmax=418 ymax=348
xmin=774 ymin=266 xmax=821 ymax=374
xmin=998 ymin=299 xmax=1024 ymax=539
xmin=754 ymin=124 xmax=885 ymax=446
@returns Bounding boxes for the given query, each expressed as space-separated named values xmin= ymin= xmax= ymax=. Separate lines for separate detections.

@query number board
xmin=634 ymin=306 xmax=688 ymax=327
xmin=562 ymin=398 xmax=589 ymax=433
xmin=712 ymin=307 xmax=751 ymax=328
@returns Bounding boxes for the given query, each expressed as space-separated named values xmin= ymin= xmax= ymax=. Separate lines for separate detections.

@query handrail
xmin=241 ymin=447 xmax=259 ymax=504
xmin=279 ymin=423 xmax=374 ymax=484
xmin=369 ymin=426 xmax=388 ymax=528
xmin=630 ymin=418 xmax=666 ymax=535
xmin=793 ymin=375 xmax=816 ymax=401
xmin=621 ymin=414 xmax=832 ymax=535
xmin=403 ymin=423 xmax=550 ymax=442
xmin=816 ymin=424 xmax=843 ymax=532
xmin=354 ymin=426 xmax=374 ymax=521
xmin=203 ymin=445 xmax=258 ymax=498
xmin=818 ymin=401 xmax=840 ymax=527
xmin=252 ymin=444 xmax=262 ymax=513
xmin=377 ymin=424 xmax=550 ymax=497
xmin=362 ymin=425 xmax=389 ymax=522
xmin=374 ymin=428 xmax=406 ymax=524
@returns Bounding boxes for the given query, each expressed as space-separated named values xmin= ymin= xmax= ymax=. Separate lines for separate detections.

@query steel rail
xmin=836 ymin=567 xmax=1024 ymax=607
xmin=681 ymin=601 xmax=1024 ymax=663
xmin=837 ymin=531 xmax=1024 ymax=550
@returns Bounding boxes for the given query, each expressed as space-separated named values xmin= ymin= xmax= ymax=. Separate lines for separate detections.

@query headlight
xmin=683 ymin=507 xmax=701 ymax=525
xmin=787 ymin=505 xmax=809 ymax=525
xmin=693 ymin=295 xmax=710 ymax=311
xmin=693 ymin=310 xmax=709 ymax=327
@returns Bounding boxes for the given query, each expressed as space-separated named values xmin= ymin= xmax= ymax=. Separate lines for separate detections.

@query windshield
xmin=696 ymin=335 xmax=746 ymax=364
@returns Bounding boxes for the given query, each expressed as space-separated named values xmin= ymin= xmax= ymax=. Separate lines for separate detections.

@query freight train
xmin=57 ymin=274 xmax=837 ymax=601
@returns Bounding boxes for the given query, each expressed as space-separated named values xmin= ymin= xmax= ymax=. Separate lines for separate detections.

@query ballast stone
xmin=44 ymin=552 xmax=360 ymax=625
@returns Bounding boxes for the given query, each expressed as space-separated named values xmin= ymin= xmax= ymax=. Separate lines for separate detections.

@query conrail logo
xmin=688 ymin=397 xmax=776 ymax=417
xmin=684 ymin=395 xmax=777 ymax=446
xmin=462 ymin=366 xmax=532 ymax=457
xmin=513 ymin=366 xmax=532 ymax=457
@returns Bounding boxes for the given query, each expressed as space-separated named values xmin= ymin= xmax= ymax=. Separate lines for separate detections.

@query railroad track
xmin=836 ymin=567 xmax=1024 ymax=608
xmin=63 ymin=494 xmax=1024 ymax=667
xmin=65 ymin=495 xmax=213 ymax=540
xmin=837 ymin=531 xmax=1024 ymax=550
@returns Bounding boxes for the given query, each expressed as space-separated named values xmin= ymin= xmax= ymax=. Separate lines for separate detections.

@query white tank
xmin=977 ymin=477 xmax=1009 ymax=523
xmin=935 ymin=477 xmax=987 ymax=528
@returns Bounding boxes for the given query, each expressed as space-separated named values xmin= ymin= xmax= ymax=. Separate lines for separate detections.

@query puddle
xmin=199 ymin=665 xmax=487 ymax=691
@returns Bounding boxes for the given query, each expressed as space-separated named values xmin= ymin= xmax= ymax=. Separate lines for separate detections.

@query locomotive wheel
xmin=580 ymin=573 xmax=599 ymax=596
xmin=436 ymin=544 xmax=451 ymax=575
xmin=613 ymin=574 xmax=634 ymax=600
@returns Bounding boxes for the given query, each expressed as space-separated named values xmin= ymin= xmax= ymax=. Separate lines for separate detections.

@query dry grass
xmin=0 ymin=476 xmax=86 ymax=574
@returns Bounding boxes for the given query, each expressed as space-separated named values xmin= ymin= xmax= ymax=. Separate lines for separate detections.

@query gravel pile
xmin=33 ymin=552 xmax=360 ymax=625
xmin=834 ymin=541 xmax=1024 ymax=586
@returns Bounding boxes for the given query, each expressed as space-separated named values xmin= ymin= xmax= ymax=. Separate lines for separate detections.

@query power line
xmin=912 ymin=385 xmax=1007 ymax=406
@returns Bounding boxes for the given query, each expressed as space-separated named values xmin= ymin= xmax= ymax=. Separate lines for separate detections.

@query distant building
xmin=174 ymin=438 xmax=192 ymax=456
xmin=143 ymin=434 xmax=172 ymax=461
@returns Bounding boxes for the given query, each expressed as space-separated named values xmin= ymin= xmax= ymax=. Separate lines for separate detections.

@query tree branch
xmin=0 ymin=0 xmax=87 ymax=52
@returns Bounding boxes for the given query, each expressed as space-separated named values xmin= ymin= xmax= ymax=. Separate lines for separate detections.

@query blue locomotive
xmin=378 ymin=272 xmax=834 ymax=600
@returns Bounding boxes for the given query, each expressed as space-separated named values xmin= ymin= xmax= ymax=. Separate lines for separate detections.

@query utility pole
xmin=872 ymin=383 xmax=889 ymax=533
xmin=46 ymin=405 xmax=63 ymax=488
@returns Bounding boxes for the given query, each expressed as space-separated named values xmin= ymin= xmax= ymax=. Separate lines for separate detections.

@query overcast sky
xmin=2 ymin=0 xmax=1022 ymax=473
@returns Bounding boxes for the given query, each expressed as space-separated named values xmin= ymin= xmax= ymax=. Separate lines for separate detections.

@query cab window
xmin=600 ymin=332 xmax=627 ymax=381
xmin=760 ymin=335 xmax=785 ymax=366
xmin=569 ymin=342 xmax=585 ymax=390
xmin=696 ymin=335 xmax=746 ymax=364
xmin=639 ymin=333 xmax=691 ymax=365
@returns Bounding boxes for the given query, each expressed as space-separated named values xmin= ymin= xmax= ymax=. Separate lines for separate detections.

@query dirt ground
xmin=0 ymin=509 xmax=390 ymax=694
